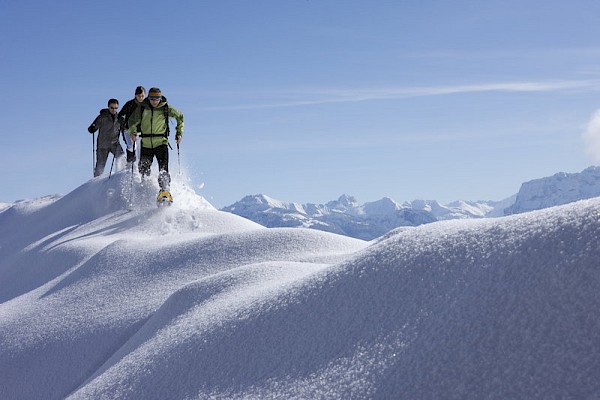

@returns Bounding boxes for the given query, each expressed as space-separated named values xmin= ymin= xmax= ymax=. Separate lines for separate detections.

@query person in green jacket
xmin=127 ymin=87 xmax=184 ymax=200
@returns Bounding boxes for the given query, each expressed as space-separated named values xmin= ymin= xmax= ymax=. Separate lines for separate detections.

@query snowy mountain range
xmin=1 ymin=169 xmax=599 ymax=399
xmin=221 ymin=165 xmax=600 ymax=240
xmin=221 ymin=194 xmax=504 ymax=240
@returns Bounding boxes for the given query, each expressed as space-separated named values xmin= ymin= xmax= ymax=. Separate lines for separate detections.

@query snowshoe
xmin=157 ymin=190 xmax=173 ymax=206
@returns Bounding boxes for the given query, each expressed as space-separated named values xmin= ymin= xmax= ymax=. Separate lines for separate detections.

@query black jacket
xmin=88 ymin=109 xmax=121 ymax=149
xmin=117 ymin=98 xmax=140 ymax=131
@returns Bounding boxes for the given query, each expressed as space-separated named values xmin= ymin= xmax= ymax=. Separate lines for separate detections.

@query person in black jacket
xmin=88 ymin=98 xmax=124 ymax=177
xmin=118 ymin=86 xmax=146 ymax=163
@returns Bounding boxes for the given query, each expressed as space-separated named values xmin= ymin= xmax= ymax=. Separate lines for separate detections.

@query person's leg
xmin=94 ymin=148 xmax=109 ymax=177
xmin=111 ymin=143 xmax=125 ymax=170
xmin=138 ymin=147 xmax=154 ymax=178
xmin=124 ymin=131 xmax=134 ymax=152
xmin=156 ymin=144 xmax=170 ymax=191
xmin=113 ymin=143 xmax=124 ymax=158
xmin=124 ymin=131 xmax=136 ymax=163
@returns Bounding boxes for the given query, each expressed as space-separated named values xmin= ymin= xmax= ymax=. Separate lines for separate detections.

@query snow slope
xmin=1 ymin=171 xmax=599 ymax=399
xmin=0 ymin=172 xmax=367 ymax=399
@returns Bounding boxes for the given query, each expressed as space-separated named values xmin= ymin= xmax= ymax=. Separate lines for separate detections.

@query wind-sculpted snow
xmin=1 ymin=173 xmax=599 ymax=399
xmin=0 ymin=173 xmax=367 ymax=399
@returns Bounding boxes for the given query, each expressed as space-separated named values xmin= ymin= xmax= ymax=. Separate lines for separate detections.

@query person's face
xmin=108 ymin=103 xmax=119 ymax=115
xmin=136 ymin=92 xmax=145 ymax=102
xmin=149 ymin=97 xmax=161 ymax=107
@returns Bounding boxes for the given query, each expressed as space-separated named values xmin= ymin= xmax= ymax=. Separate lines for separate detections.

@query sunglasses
xmin=149 ymin=97 xmax=161 ymax=101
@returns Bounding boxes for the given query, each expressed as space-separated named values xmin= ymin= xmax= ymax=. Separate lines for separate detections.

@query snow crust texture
xmin=1 ymin=171 xmax=600 ymax=399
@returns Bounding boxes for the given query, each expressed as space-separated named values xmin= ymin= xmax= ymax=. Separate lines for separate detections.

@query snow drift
xmin=1 ymin=171 xmax=599 ymax=399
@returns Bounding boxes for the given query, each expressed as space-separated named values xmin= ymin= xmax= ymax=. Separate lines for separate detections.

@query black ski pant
xmin=139 ymin=144 xmax=170 ymax=191
xmin=95 ymin=142 xmax=124 ymax=177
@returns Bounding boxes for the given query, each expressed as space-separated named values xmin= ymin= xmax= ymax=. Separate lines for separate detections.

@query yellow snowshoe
xmin=157 ymin=190 xmax=173 ymax=206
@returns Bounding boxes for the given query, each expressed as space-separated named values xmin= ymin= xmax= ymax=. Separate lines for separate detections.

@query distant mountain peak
xmin=506 ymin=165 xmax=600 ymax=215
xmin=363 ymin=197 xmax=402 ymax=215
xmin=326 ymin=194 xmax=360 ymax=209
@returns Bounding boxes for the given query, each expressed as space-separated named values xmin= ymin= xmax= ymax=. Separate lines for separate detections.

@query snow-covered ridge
xmin=6 ymin=166 xmax=599 ymax=241
xmin=1 ymin=172 xmax=599 ymax=399
xmin=0 ymin=201 xmax=16 ymax=213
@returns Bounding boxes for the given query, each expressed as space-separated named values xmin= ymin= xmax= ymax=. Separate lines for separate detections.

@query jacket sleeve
xmin=128 ymin=105 xmax=141 ymax=135
xmin=168 ymin=106 xmax=184 ymax=136
xmin=88 ymin=115 xmax=100 ymax=133
xmin=117 ymin=107 xmax=126 ymax=122
xmin=118 ymin=100 xmax=136 ymax=129
xmin=117 ymin=106 xmax=127 ymax=129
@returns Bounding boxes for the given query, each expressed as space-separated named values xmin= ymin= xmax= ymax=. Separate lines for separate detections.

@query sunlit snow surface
xmin=1 ymin=171 xmax=599 ymax=399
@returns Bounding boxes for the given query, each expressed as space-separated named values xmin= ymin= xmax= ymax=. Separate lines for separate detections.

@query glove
xmin=175 ymin=134 xmax=182 ymax=144
xmin=88 ymin=124 xmax=96 ymax=134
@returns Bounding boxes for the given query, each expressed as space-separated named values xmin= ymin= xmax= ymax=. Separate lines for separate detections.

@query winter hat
xmin=135 ymin=86 xmax=146 ymax=95
xmin=148 ymin=87 xmax=162 ymax=99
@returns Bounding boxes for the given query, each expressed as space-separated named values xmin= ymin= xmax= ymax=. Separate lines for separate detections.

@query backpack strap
xmin=137 ymin=103 xmax=144 ymax=133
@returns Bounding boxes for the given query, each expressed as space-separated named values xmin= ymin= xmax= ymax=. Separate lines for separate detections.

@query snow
xmin=224 ymin=194 xmax=439 ymax=240
xmin=223 ymin=193 xmax=516 ymax=240
xmin=0 ymin=201 xmax=14 ymax=213
xmin=220 ymin=166 xmax=600 ymax=239
xmin=362 ymin=196 xmax=401 ymax=215
xmin=507 ymin=165 xmax=600 ymax=214
xmin=1 ymin=170 xmax=600 ymax=399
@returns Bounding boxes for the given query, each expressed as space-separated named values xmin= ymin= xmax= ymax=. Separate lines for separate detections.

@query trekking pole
xmin=177 ymin=142 xmax=181 ymax=176
xmin=108 ymin=154 xmax=115 ymax=179
xmin=129 ymin=142 xmax=135 ymax=208
xmin=92 ymin=132 xmax=95 ymax=177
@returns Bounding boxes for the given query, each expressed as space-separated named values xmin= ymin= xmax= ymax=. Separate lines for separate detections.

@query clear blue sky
xmin=2 ymin=0 xmax=600 ymax=208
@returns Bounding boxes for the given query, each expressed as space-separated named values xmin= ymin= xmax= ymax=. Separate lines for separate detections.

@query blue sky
xmin=2 ymin=0 xmax=600 ymax=207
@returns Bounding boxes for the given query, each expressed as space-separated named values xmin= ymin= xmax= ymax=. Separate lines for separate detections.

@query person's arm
xmin=128 ymin=105 xmax=141 ymax=139
xmin=169 ymin=106 xmax=184 ymax=143
xmin=118 ymin=100 xmax=136 ymax=128
xmin=88 ymin=115 xmax=100 ymax=133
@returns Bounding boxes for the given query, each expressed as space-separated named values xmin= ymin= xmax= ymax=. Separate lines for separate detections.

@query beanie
xmin=148 ymin=87 xmax=162 ymax=99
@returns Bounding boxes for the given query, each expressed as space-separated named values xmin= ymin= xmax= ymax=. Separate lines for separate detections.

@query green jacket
xmin=128 ymin=97 xmax=184 ymax=148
